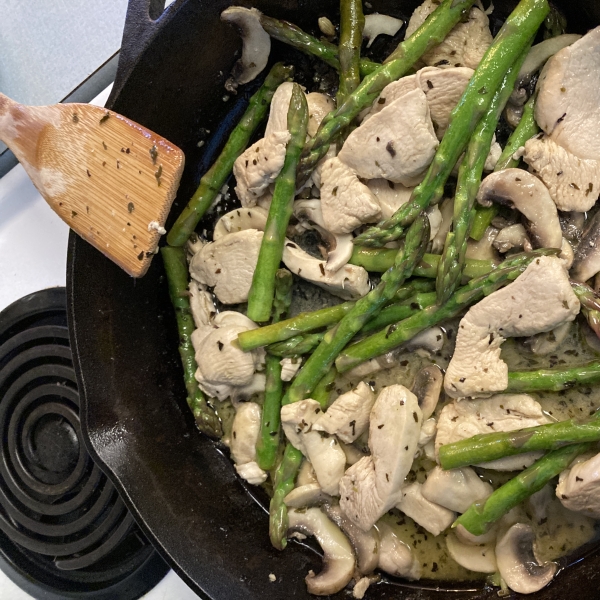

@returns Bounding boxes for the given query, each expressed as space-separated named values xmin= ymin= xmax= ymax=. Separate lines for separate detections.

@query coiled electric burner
xmin=0 ymin=288 xmax=168 ymax=599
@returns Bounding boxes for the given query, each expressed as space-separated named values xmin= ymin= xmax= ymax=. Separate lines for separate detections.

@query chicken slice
xmin=189 ymin=229 xmax=263 ymax=304
xmin=421 ymin=466 xmax=493 ymax=513
xmin=396 ymin=482 xmax=456 ymax=536
xmin=280 ymin=400 xmax=346 ymax=495
xmin=535 ymin=27 xmax=600 ymax=162
xmin=444 ymin=256 xmax=580 ymax=398
xmin=320 ymin=157 xmax=382 ymax=234
xmin=233 ymin=131 xmax=290 ymax=206
xmin=338 ymin=88 xmax=438 ymax=185
xmin=367 ymin=67 xmax=473 ymax=139
xmin=306 ymin=92 xmax=335 ymax=138
xmin=367 ymin=179 xmax=413 ymax=219
xmin=556 ymin=452 xmax=600 ymax=518
xmin=405 ymin=1 xmax=493 ymax=70
xmin=523 ymin=136 xmax=600 ymax=212
xmin=313 ymin=382 xmax=376 ymax=444
xmin=230 ymin=402 xmax=267 ymax=485
xmin=189 ymin=281 xmax=216 ymax=328
xmin=264 ymin=81 xmax=296 ymax=137
xmin=280 ymin=357 xmax=301 ymax=381
xmin=339 ymin=385 xmax=422 ymax=531
xmin=435 ymin=395 xmax=551 ymax=471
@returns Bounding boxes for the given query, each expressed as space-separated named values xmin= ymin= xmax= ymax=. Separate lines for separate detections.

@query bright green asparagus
xmin=268 ymin=332 xmax=325 ymax=357
xmin=296 ymin=0 xmax=477 ymax=184
xmin=167 ymin=63 xmax=293 ymax=247
xmin=283 ymin=213 xmax=430 ymax=405
xmin=256 ymin=270 xmax=294 ymax=471
xmin=269 ymin=442 xmax=303 ymax=549
xmin=335 ymin=249 xmax=558 ymax=373
xmin=312 ymin=367 xmax=338 ymax=409
xmin=506 ymin=362 xmax=600 ymax=393
xmin=247 ymin=85 xmax=308 ymax=322
xmin=470 ymin=92 xmax=540 ymax=241
xmin=454 ymin=443 xmax=591 ymax=535
xmin=237 ymin=279 xmax=435 ymax=351
xmin=440 ymin=412 xmax=600 ymax=470
xmin=436 ymin=47 xmax=531 ymax=303
xmin=354 ymin=0 xmax=549 ymax=248
xmin=338 ymin=0 xmax=364 ymax=104
xmin=571 ymin=281 xmax=600 ymax=339
xmin=161 ymin=246 xmax=221 ymax=437
xmin=259 ymin=14 xmax=379 ymax=77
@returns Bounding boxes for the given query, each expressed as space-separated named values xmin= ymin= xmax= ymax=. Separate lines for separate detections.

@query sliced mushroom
xmin=571 ymin=210 xmax=600 ymax=282
xmin=297 ymin=459 xmax=318 ymax=486
xmin=445 ymin=532 xmax=497 ymax=573
xmin=213 ymin=206 xmax=268 ymax=240
xmin=465 ymin=226 xmax=500 ymax=263
xmin=455 ymin=523 xmax=499 ymax=546
xmin=524 ymin=321 xmax=571 ymax=356
xmin=285 ymin=483 xmax=332 ymax=508
xmin=495 ymin=523 xmax=557 ymax=595
xmin=493 ymin=224 xmax=532 ymax=254
xmin=559 ymin=211 xmax=585 ymax=244
xmin=189 ymin=281 xmax=216 ymax=328
xmin=477 ymin=169 xmax=563 ymax=250
xmin=221 ymin=7 xmax=270 ymax=92
xmin=293 ymin=199 xmax=353 ymax=273
xmin=363 ymin=14 xmax=403 ymax=47
xmin=375 ymin=520 xmax=421 ymax=580
xmin=287 ymin=507 xmax=356 ymax=596
xmin=405 ymin=326 xmax=445 ymax=356
xmin=411 ymin=364 xmax=443 ymax=420
xmin=323 ymin=504 xmax=380 ymax=575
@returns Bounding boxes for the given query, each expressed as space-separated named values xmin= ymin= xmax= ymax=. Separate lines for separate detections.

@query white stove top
xmin=0 ymin=86 xmax=199 ymax=600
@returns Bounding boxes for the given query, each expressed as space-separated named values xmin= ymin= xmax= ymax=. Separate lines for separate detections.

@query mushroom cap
xmin=445 ymin=532 xmax=497 ymax=573
xmin=411 ymin=364 xmax=443 ymax=420
xmin=287 ymin=507 xmax=355 ymax=596
xmin=572 ymin=209 xmax=600 ymax=282
xmin=284 ymin=483 xmax=332 ymax=509
xmin=495 ymin=523 xmax=557 ymax=595
xmin=363 ymin=13 xmax=403 ymax=48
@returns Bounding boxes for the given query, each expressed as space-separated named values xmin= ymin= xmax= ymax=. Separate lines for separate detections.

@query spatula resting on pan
xmin=0 ymin=93 xmax=185 ymax=277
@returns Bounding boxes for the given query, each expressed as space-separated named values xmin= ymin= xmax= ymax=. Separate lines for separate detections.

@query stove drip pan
xmin=0 ymin=288 xmax=169 ymax=599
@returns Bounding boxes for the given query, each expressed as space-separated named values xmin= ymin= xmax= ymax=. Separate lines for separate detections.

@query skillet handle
xmin=107 ymin=0 xmax=183 ymax=108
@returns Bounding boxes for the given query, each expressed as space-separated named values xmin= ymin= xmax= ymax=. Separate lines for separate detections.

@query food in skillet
xmin=161 ymin=0 xmax=600 ymax=595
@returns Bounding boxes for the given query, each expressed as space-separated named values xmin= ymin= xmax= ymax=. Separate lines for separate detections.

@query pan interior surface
xmin=68 ymin=0 xmax=600 ymax=598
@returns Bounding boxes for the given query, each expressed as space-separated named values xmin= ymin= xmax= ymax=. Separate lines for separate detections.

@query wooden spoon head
xmin=10 ymin=101 xmax=184 ymax=277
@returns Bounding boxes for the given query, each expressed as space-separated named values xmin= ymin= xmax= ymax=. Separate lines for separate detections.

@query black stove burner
xmin=0 ymin=289 xmax=169 ymax=599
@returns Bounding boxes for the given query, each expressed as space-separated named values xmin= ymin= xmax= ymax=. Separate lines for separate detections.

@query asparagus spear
xmin=259 ymin=14 xmax=379 ymax=77
xmin=338 ymin=0 xmax=365 ymax=104
xmin=247 ymin=85 xmax=308 ymax=322
xmin=436 ymin=47 xmax=531 ymax=303
xmin=256 ymin=270 xmax=294 ymax=471
xmin=269 ymin=442 xmax=304 ymax=549
xmin=454 ymin=443 xmax=591 ymax=535
xmin=296 ymin=0 xmax=478 ymax=185
xmin=167 ymin=63 xmax=293 ymax=247
xmin=439 ymin=412 xmax=600 ymax=470
xmin=268 ymin=332 xmax=325 ymax=357
xmin=470 ymin=92 xmax=540 ymax=241
xmin=335 ymin=249 xmax=557 ymax=373
xmin=350 ymin=247 xmax=494 ymax=278
xmin=161 ymin=246 xmax=221 ymax=437
xmin=237 ymin=279 xmax=434 ymax=351
xmin=283 ymin=213 xmax=430 ymax=405
xmin=312 ymin=367 xmax=337 ymax=409
xmin=506 ymin=362 xmax=600 ymax=393
xmin=353 ymin=0 xmax=549 ymax=248
xmin=570 ymin=281 xmax=600 ymax=339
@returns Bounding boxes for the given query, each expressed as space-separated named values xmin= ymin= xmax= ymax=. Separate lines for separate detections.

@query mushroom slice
xmin=363 ymin=14 xmax=403 ymax=48
xmin=411 ymin=364 xmax=443 ymax=420
xmin=324 ymin=504 xmax=380 ymax=575
xmin=293 ymin=199 xmax=353 ymax=274
xmin=338 ymin=88 xmax=438 ymax=185
xmin=571 ymin=210 xmax=600 ymax=283
xmin=285 ymin=483 xmax=332 ymax=509
xmin=396 ymin=482 xmax=455 ymax=537
xmin=496 ymin=523 xmax=557 ymax=595
xmin=313 ymin=382 xmax=376 ymax=444
xmin=455 ymin=523 xmax=499 ymax=546
xmin=465 ymin=226 xmax=500 ymax=263
xmin=189 ymin=281 xmax=216 ymax=328
xmin=493 ymin=224 xmax=532 ymax=254
xmin=367 ymin=179 xmax=413 ymax=219
xmin=555 ymin=451 xmax=600 ymax=518
xmin=375 ymin=519 xmax=421 ymax=579
xmin=282 ymin=241 xmax=370 ymax=300
xmin=421 ymin=466 xmax=493 ymax=513
xmin=221 ymin=7 xmax=270 ymax=92
xmin=213 ymin=206 xmax=268 ymax=240
xmin=524 ymin=321 xmax=571 ymax=356
xmin=444 ymin=256 xmax=580 ymax=398
xmin=446 ymin=532 xmax=497 ymax=573
xmin=405 ymin=326 xmax=445 ymax=356
xmin=477 ymin=169 xmax=562 ymax=251
xmin=297 ymin=459 xmax=318 ymax=486
xmin=287 ymin=507 xmax=355 ymax=596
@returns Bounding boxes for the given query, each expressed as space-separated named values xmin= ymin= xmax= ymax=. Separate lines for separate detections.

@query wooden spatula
xmin=0 ymin=92 xmax=185 ymax=277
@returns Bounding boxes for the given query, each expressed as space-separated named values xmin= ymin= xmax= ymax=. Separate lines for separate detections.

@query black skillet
xmin=67 ymin=1 xmax=600 ymax=598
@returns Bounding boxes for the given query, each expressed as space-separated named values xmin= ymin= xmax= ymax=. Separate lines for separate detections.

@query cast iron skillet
xmin=68 ymin=1 xmax=600 ymax=598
